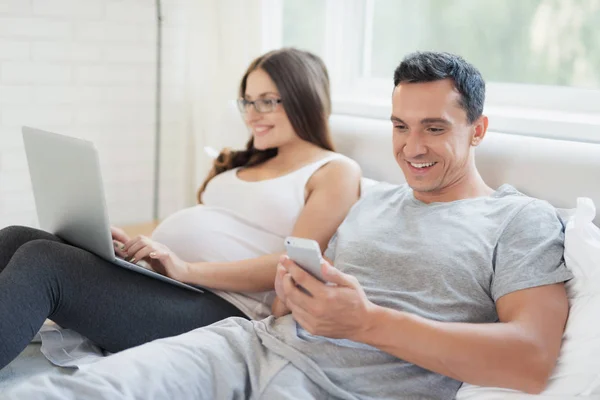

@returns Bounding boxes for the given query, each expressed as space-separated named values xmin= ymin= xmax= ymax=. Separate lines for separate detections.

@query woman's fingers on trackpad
xmin=113 ymin=240 xmax=127 ymax=258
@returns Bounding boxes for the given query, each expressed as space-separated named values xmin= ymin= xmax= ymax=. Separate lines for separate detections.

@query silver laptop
xmin=22 ymin=126 xmax=203 ymax=294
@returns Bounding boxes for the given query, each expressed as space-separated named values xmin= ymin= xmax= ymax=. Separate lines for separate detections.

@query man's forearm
xmin=183 ymin=253 xmax=282 ymax=292
xmin=353 ymin=305 xmax=551 ymax=394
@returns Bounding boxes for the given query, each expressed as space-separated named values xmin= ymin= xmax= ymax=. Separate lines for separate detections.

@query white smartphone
xmin=284 ymin=236 xmax=327 ymax=283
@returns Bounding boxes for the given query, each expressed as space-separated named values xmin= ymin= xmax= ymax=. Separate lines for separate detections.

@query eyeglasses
xmin=237 ymin=98 xmax=282 ymax=114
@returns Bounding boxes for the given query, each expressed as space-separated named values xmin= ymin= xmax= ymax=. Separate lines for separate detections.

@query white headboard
xmin=330 ymin=115 xmax=600 ymax=226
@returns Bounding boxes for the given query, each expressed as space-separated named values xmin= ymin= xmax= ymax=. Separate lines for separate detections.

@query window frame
xmin=264 ymin=0 xmax=600 ymax=143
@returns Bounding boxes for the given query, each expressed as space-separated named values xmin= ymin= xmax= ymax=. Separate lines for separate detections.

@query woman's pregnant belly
xmin=151 ymin=205 xmax=285 ymax=263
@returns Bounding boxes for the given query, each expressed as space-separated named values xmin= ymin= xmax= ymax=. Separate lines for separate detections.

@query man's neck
xmin=413 ymin=171 xmax=494 ymax=204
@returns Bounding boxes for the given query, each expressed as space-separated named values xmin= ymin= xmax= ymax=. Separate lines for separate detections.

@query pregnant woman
xmin=0 ymin=47 xmax=361 ymax=370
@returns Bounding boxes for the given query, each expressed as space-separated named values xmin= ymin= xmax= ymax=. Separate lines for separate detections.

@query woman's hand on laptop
xmin=111 ymin=226 xmax=131 ymax=258
xmin=122 ymin=235 xmax=190 ymax=282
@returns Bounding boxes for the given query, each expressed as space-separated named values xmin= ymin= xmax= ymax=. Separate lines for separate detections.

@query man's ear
xmin=471 ymin=115 xmax=488 ymax=147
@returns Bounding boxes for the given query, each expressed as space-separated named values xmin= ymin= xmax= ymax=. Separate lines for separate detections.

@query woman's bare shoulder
xmin=322 ymin=151 xmax=361 ymax=173
xmin=309 ymin=152 xmax=362 ymax=189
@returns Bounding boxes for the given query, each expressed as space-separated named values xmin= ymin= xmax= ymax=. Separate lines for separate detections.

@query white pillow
xmin=563 ymin=198 xmax=600 ymax=298
xmin=457 ymin=198 xmax=600 ymax=399
xmin=359 ymin=177 xmax=380 ymax=197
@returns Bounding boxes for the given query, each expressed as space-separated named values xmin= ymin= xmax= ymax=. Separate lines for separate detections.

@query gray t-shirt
xmin=255 ymin=183 xmax=573 ymax=400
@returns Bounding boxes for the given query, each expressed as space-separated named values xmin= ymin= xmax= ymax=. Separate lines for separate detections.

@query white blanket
xmin=35 ymin=322 xmax=107 ymax=368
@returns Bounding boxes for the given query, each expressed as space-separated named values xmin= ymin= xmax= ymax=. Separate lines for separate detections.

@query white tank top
xmin=151 ymin=153 xmax=345 ymax=319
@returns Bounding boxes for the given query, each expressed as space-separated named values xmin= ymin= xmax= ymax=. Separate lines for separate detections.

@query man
xmin=5 ymin=52 xmax=572 ymax=400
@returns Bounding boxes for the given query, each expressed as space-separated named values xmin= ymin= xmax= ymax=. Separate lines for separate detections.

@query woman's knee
xmin=0 ymin=225 xmax=36 ymax=241
xmin=0 ymin=225 xmax=59 ymax=245
xmin=0 ymin=226 xmax=58 ymax=271
xmin=10 ymin=239 xmax=104 ymax=284
xmin=9 ymin=239 xmax=74 ymax=274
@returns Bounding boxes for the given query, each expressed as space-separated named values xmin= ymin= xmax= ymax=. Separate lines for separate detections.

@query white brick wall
xmin=2 ymin=62 xmax=72 ymax=84
xmin=0 ymin=0 xmax=192 ymax=229
xmin=0 ymin=18 xmax=72 ymax=39
xmin=32 ymin=0 xmax=105 ymax=19
xmin=0 ymin=0 xmax=32 ymax=16
xmin=0 ymin=40 xmax=30 ymax=60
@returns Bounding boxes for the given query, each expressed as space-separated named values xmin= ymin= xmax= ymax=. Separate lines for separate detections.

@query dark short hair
xmin=393 ymin=51 xmax=485 ymax=123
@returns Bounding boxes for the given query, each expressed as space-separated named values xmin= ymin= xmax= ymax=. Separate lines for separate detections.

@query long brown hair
xmin=197 ymin=48 xmax=335 ymax=203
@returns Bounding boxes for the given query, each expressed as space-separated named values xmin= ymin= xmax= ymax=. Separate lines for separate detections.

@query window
xmin=366 ymin=0 xmax=600 ymax=90
xmin=282 ymin=0 xmax=326 ymax=59
xmin=271 ymin=0 xmax=600 ymax=141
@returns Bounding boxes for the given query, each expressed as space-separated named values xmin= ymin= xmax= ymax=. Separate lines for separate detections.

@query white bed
xmin=2 ymin=114 xmax=599 ymax=398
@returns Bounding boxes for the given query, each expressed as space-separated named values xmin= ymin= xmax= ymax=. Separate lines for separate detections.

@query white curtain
xmin=182 ymin=0 xmax=265 ymax=197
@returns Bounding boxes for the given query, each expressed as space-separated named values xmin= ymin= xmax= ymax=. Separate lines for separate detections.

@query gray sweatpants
xmin=2 ymin=318 xmax=333 ymax=400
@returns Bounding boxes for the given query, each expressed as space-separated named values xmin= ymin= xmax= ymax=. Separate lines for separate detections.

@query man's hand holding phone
xmin=277 ymin=251 xmax=374 ymax=340
xmin=273 ymin=236 xmax=328 ymax=318
xmin=276 ymin=236 xmax=375 ymax=340
xmin=284 ymin=237 xmax=329 ymax=284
